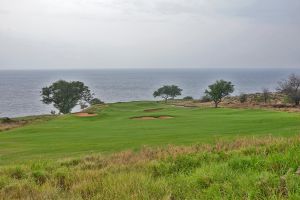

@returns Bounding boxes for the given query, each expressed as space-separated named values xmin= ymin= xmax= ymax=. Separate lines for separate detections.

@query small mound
xmin=131 ymin=116 xmax=173 ymax=120
xmin=144 ymin=108 xmax=164 ymax=112
xmin=73 ymin=113 xmax=97 ymax=117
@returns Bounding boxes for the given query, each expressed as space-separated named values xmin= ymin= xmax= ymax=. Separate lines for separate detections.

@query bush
xmin=32 ymin=171 xmax=48 ymax=185
xmin=183 ymin=96 xmax=193 ymax=100
xmin=200 ymin=95 xmax=212 ymax=103
xmin=0 ymin=117 xmax=14 ymax=123
xmin=239 ymin=93 xmax=247 ymax=103
xmin=9 ymin=167 xmax=26 ymax=179
xmin=89 ymin=98 xmax=104 ymax=105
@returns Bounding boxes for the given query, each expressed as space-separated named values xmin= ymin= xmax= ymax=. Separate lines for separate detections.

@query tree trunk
xmin=214 ymin=101 xmax=218 ymax=108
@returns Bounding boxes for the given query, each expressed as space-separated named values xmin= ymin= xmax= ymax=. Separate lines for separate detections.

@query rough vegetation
xmin=1 ymin=136 xmax=300 ymax=199
xmin=0 ymin=115 xmax=55 ymax=132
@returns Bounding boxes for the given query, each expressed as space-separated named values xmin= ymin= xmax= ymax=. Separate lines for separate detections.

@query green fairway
xmin=1 ymin=101 xmax=300 ymax=163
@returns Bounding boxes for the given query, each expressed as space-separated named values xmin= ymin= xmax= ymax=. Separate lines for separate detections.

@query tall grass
xmin=1 ymin=136 xmax=300 ymax=199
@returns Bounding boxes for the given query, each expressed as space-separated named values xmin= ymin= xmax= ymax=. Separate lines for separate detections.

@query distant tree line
xmin=153 ymin=80 xmax=234 ymax=108
xmin=153 ymin=74 xmax=300 ymax=107
xmin=41 ymin=74 xmax=300 ymax=114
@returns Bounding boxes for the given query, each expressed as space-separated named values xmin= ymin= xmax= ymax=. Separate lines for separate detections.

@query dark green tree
xmin=153 ymin=85 xmax=182 ymax=102
xmin=205 ymin=80 xmax=234 ymax=108
xmin=41 ymin=80 xmax=94 ymax=114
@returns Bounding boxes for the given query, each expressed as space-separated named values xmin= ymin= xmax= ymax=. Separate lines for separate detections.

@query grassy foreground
xmin=1 ymin=136 xmax=300 ymax=199
xmin=1 ymin=101 xmax=300 ymax=163
xmin=1 ymin=101 xmax=300 ymax=199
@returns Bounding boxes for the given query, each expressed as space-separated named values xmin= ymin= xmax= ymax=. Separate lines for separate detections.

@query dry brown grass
xmin=172 ymin=99 xmax=300 ymax=113
xmin=0 ymin=115 xmax=55 ymax=132
xmin=1 ymin=135 xmax=300 ymax=200
xmin=0 ymin=121 xmax=26 ymax=131
xmin=70 ymin=135 xmax=300 ymax=169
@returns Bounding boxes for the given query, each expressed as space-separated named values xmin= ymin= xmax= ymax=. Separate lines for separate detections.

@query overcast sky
xmin=0 ymin=0 xmax=299 ymax=69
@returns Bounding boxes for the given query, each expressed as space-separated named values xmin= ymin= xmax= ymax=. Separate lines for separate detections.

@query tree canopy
xmin=41 ymin=80 xmax=94 ymax=114
xmin=153 ymin=85 xmax=182 ymax=102
xmin=205 ymin=80 xmax=234 ymax=108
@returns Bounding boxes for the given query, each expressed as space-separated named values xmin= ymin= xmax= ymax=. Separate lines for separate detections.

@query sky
xmin=0 ymin=0 xmax=300 ymax=69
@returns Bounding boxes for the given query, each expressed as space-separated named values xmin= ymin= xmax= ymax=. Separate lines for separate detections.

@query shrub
xmin=9 ymin=167 xmax=26 ymax=179
xmin=89 ymin=98 xmax=104 ymax=105
xmin=239 ymin=93 xmax=247 ymax=103
xmin=0 ymin=117 xmax=14 ymax=123
xmin=50 ymin=110 xmax=56 ymax=115
xmin=32 ymin=171 xmax=48 ymax=185
xmin=200 ymin=95 xmax=212 ymax=103
xmin=183 ymin=96 xmax=193 ymax=100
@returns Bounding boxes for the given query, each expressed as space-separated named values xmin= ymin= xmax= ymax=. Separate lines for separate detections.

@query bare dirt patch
xmin=131 ymin=116 xmax=174 ymax=120
xmin=73 ymin=113 xmax=98 ymax=117
xmin=144 ymin=108 xmax=164 ymax=112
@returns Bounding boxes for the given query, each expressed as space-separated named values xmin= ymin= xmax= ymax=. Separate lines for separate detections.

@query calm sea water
xmin=0 ymin=68 xmax=299 ymax=117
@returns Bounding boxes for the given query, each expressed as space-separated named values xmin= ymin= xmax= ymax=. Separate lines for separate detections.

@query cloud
xmin=0 ymin=0 xmax=299 ymax=69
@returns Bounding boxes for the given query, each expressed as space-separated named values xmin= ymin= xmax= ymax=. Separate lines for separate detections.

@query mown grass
xmin=1 ymin=136 xmax=300 ymax=199
xmin=1 ymin=101 xmax=300 ymax=164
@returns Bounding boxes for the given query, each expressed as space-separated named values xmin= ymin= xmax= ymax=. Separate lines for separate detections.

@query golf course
xmin=1 ymin=101 xmax=300 ymax=164
xmin=1 ymin=101 xmax=300 ymax=199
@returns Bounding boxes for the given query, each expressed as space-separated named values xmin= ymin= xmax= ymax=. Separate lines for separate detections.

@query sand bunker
xmin=73 ymin=112 xmax=98 ymax=117
xmin=158 ymin=116 xmax=173 ymax=119
xmin=131 ymin=116 xmax=173 ymax=120
xmin=144 ymin=108 xmax=164 ymax=112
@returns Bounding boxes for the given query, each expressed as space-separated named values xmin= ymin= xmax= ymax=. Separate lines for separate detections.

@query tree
xmin=41 ymin=80 xmax=94 ymax=114
xmin=153 ymin=85 xmax=182 ymax=102
xmin=205 ymin=80 xmax=234 ymax=108
xmin=277 ymin=74 xmax=300 ymax=105
xmin=262 ymin=88 xmax=270 ymax=104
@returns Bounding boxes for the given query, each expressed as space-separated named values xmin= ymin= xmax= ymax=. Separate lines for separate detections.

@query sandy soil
xmin=158 ymin=116 xmax=173 ymax=119
xmin=73 ymin=113 xmax=98 ymax=117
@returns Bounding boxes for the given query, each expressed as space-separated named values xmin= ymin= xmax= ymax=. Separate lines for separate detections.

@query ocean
xmin=0 ymin=68 xmax=299 ymax=117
